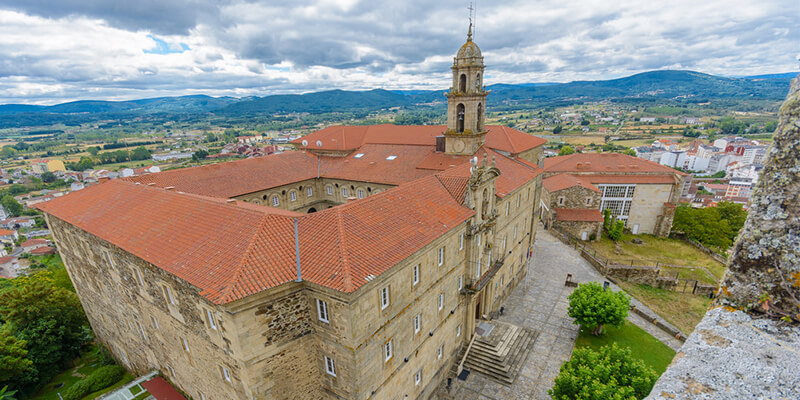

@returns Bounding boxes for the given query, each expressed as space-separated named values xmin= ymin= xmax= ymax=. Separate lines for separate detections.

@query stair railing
xmin=457 ymin=333 xmax=479 ymax=376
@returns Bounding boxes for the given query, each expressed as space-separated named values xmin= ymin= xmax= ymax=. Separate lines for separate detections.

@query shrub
xmin=550 ymin=343 xmax=658 ymax=400
xmin=608 ymin=220 xmax=625 ymax=242
xmin=62 ymin=365 xmax=125 ymax=400
xmin=568 ymin=282 xmax=630 ymax=335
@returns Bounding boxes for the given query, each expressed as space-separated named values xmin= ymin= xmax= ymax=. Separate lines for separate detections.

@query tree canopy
xmin=0 ymin=197 xmax=22 ymax=218
xmin=671 ymin=202 xmax=747 ymax=250
xmin=568 ymin=282 xmax=630 ymax=335
xmin=550 ymin=343 xmax=658 ymax=400
xmin=559 ymin=146 xmax=576 ymax=156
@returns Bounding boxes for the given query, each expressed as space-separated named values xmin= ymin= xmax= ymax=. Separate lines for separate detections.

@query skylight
xmin=386 ymin=155 xmax=398 ymax=160
xmin=354 ymin=153 xmax=365 ymax=158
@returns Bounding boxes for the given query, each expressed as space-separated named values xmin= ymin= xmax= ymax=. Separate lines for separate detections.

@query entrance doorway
xmin=475 ymin=296 xmax=482 ymax=319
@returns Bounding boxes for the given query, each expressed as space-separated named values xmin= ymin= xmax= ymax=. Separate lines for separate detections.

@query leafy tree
xmin=552 ymin=125 xmax=563 ymax=134
xmin=607 ymin=220 xmax=625 ymax=242
xmin=0 ymin=197 xmax=22 ymax=218
xmin=130 ymin=146 xmax=151 ymax=161
xmin=682 ymin=126 xmax=700 ymax=137
xmin=550 ymin=343 xmax=657 ymax=400
xmin=0 ymin=326 xmax=34 ymax=387
xmin=603 ymin=209 xmax=612 ymax=230
xmin=40 ymin=172 xmax=56 ymax=183
xmin=623 ymin=148 xmax=636 ymax=156
xmin=672 ymin=202 xmax=747 ymax=249
xmin=192 ymin=149 xmax=209 ymax=161
xmin=568 ymin=282 xmax=630 ymax=335
xmin=580 ymin=119 xmax=590 ymax=126
xmin=86 ymin=146 xmax=100 ymax=156
xmin=559 ymin=146 xmax=575 ymax=156
xmin=763 ymin=121 xmax=778 ymax=133
xmin=709 ymin=170 xmax=726 ymax=178
xmin=0 ymin=279 xmax=90 ymax=385
xmin=718 ymin=116 xmax=746 ymax=136
xmin=66 ymin=157 xmax=94 ymax=172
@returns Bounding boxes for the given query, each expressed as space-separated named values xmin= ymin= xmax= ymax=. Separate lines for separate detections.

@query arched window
xmin=476 ymin=73 xmax=481 ymax=89
xmin=459 ymin=74 xmax=467 ymax=92
xmin=477 ymin=103 xmax=484 ymax=131
xmin=457 ymin=103 xmax=465 ymax=133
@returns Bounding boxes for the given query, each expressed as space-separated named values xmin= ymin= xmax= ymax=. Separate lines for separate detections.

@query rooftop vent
xmin=365 ymin=274 xmax=376 ymax=281
xmin=226 ymin=199 xmax=236 ymax=203
xmin=164 ymin=186 xmax=175 ymax=190
xmin=386 ymin=155 xmax=397 ymax=161
xmin=301 ymin=139 xmax=308 ymax=147
xmin=354 ymin=153 xmax=365 ymax=158
xmin=316 ymin=140 xmax=323 ymax=147
xmin=147 ymin=183 xmax=155 ymax=186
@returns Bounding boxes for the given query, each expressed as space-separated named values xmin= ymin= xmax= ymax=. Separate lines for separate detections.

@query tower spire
xmin=467 ymin=2 xmax=475 ymax=41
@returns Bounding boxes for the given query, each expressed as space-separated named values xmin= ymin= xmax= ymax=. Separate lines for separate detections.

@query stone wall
xmin=628 ymin=183 xmax=673 ymax=236
xmin=547 ymin=185 xmax=600 ymax=210
xmin=552 ymin=220 xmax=602 ymax=241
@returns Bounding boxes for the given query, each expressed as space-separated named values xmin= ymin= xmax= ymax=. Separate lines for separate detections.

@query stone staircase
xmin=462 ymin=321 xmax=538 ymax=385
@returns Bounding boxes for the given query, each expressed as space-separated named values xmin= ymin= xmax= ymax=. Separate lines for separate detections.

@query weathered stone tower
xmin=445 ymin=24 xmax=490 ymax=155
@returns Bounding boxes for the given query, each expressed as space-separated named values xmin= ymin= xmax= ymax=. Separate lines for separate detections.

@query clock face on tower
xmin=453 ymin=139 xmax=466 ymax=153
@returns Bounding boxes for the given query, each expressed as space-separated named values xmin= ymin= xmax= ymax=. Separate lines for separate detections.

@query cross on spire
xmin=467 ymin=2 xmax=475 ymax=40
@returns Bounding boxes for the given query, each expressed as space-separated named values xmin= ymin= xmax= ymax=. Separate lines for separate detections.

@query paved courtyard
xmin=445 ymin=227 xmax=683 ymax=399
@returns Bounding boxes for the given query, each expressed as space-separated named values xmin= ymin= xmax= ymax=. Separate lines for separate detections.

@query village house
xmin=0 ymin=228 xmax=18 ymax=244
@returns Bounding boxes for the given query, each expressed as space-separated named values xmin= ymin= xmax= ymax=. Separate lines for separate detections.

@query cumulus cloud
xmin=0 ymin=0 xmax=798 ymax=104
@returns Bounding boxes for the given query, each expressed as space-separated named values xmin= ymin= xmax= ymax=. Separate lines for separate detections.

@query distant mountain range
xmin=0 ymin=70 xmax=795 ymax=127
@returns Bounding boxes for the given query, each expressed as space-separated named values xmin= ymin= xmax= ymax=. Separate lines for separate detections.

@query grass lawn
xmin=617 ymin=281 xmax=712 ymax=335
xmin=590 ymin=233 xmax=727 ymax=280
xmin=575 ymin=320 xmax=676 ymax=376
xmin=31 ymin=345 xmax=129 ymax=400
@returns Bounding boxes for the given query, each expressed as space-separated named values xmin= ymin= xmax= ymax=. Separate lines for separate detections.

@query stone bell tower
xmin=444 ymin=23 xmax=490 ymax=155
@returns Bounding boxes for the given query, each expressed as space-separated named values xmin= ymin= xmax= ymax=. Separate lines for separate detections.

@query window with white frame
xmin=456 ymin=324 xmax=462 ymax=337
xmin=105 ymin=250 xmax=114 ymax=267
xmin=438 ymin=293 xmax=444 ymax=311
xmin=151 ymin=315 xmax=159 ymax=330
xmin=384 ymin=340 xmax=393 ymax=362
xmin=326 ymin=186 xmax=333 ymax=195
xmin=586 ymin=197 xmax=592 ymax=206
xmin=413 ymin=314 xmax=421 ymax=334
xmin=476 ymin=262 xmax=481 ymax=279
xmin=290 ymin=191 xmax=297 ymax=202
xmin=437 ymin=344 xmax=443 ymax=359
xmin=557 ymin=196 xmax=565 ymax=206
xmin=181 ymin=337 xmax=190 ymax=353
xmin=513 ymin=225 xmax=518 ymax=240
xmin=137 ymin=321 xmax=147 ymax=341
xmin=272 ymin=196 xmax=279 ymax=207
xmin=167 ymin=364 xmax=175 ymax=377
xmin=357 ymin=189 xmax=365 ymax=199
xmin=380 ymin=287 xmax=390 ymax=309
xmin=503 ymin=236 xmax=507 ymax=251
xmin=458 ymin=275 xmax=463 ymax=291
xmin=316 ymin=299 xmax=329 ymax=323
xmin=134 ymin=267 xmax=144 ymax=286
xmin=459 ymin=233 xmax=464 ymax=250
xmin=438 ymin=247 xmax=444 ymax=266
xmin=307 ymin=187 xmax=313 ymax=197
xmin=221 ymin=365 xmax=231 ymax=382
xmin=414 ymin=369 xmax=422 ymax=386
xmin=506 ymin=203 xmax=510 ymax=215
xmin=599 ymin=185 xmax=636 ymax=222
xmin=517 ymin=194 xmax=521 ymax=208
xmin=342 ymin=188 xmax=348 ymax=197
xmin=527 ymin=188 xmax=531 ymax=200
xmin=163 ymin=285 xmax=176 ymax=305
xmin=324 ymin=356 xmax=336 ymax=376
xmin=205 ymin=308 xmax=217 ymax=330
xmin=477 ymin=234 xmax=481 ymax=247
xmin=412 ymin=264 xmax=420 ymax=286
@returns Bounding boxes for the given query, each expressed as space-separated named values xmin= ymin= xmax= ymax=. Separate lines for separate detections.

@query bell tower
xmin=444 ymin=23 xmax=489 ymax=155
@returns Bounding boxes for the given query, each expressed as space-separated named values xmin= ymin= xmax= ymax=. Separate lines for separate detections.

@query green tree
xmin=0 ymin=326 xmax=34 ymax=387
xmin=568 ymin=282 xmax=630 ymax=335
xmin=192 ymin=149 xmax=209 ymax=161
xmin=763 ymin=121 xmax=778 ymax=132
xmin=40 ymin=171 xmax=56 ymax=183
xmin=671 ymin=202 xmax=746 ymax=250
xmin=580 ymin=119 xmax=590 ymax=126
xmin=0 ymin=197 xmax=22 ymax=218
xmin=550 ymin=343 xmax=657 ymax=400
xmin=130 ymin=146 xmax=151 ymax=161
xmin=608 ymin=220 xmax=625 ymax=242
xmin=559 ymin=146 xmax=575 ymax=156
xmin=623 ymin=148 xmax=636 ymax=156
xmin=718 ymin=117 xmax=745 ymax=136
xmin=553 ymin=125 xmax=563 ymax=134
xmin=86 ymin=146 xmax=100 ymax=156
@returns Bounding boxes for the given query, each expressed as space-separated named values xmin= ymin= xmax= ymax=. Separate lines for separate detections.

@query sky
xmin=0 ymin=0 xmax=798 ymax=105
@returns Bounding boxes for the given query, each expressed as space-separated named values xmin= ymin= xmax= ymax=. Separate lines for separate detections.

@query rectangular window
xmin=438 ymin=345 xmax=443 ymax=360
xmin=527 ymin=188 xmax=531 ymax=200
xmin=272 ymin=196 xmax=279 ymax=207
xmin=137 ymin=322 xmax=147 ymax=341
xmin=506 ymin=203 xmax=510 ymax=215
xmin=290 ymin=191 xmax=297 ymax=201
xmin=586 ymin=197 xmax=592 ymax=206
xmin=151 ymin=315 xmax=159 ymax=330
xmin=384 ymin=340 xmax=393 ymax=362
xmin=517 ymin=194 xmax=521 ymax=208
xmin=380 ymin=287 xmax=390 ymax=309
xmin=164 ymin=286 xmax=176 ymax=305
xmin=459 ymin=233 xmax=464 ymax=250
xmin=413 ymin=314 xmax=421 ymax=334
xmin=503 ymin=236 xmax=507 ymax=251
xmin=438 ymin=293 xmax=444 ymax=311
xmin=105 ymin=250 xmax=114 ymax=267
xmin=181 ymin=337 xmax=190 ymax=353
xmin=412 ymin=264 xmax=420 ymax=286
xmin=476 ymin=263 xmax=481 ymax=279
xmin=438 ymin=247 xmax=444 ymax=266
xmin=458 ymin=275 xmax=463 ymax=291
xmin=324 ymin=356 xmax=336 ymax=376
xmin=221 ymin=365 xmax=231 ymax=382
xmin=134 ymin=268 xmax=144 ymax=286
xmin=456 ymin=324 xmax=462 ymax=337
xmin=342 ymin=188 xmax=348 ymax=197
xmin=327 ymin=186 xmax=333 ymax=195
xmin=317 ymin=299 xmax=329 ymax=323
xmin=205 ymin=308 xmax=217 ymax=330
xmin=414 ymin=369 xmax=422 ymax=386
xmin=514 ymin=226 xmax=518 ymax=240
xmin=307 ymin=187 xmax=313 ymax=197
xmin=357 ymin=189 xmax=365 ymax=199
xmin=558 ymin=196 xmax=565 ymax=205
xmin=477 ymin=234 xmax=481 ymax=247
xmin=167 ymin=364 xmax=175 ymax=377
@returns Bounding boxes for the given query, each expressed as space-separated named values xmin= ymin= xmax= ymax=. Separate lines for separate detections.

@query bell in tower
xmin=444 ymin=23 xmax=490 ymax=155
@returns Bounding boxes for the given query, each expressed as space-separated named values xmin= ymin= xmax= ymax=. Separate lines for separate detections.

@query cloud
xmin=0 ymin=0 xmax=798 ymax=104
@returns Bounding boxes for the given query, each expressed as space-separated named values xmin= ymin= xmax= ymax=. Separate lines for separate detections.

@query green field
xmin=574 ymin=320 xmax=676 ymax=375
xmin=617 ymin=281 xmax=712 ymax=335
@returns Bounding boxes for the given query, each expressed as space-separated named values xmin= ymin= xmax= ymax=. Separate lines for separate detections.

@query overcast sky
xmin=1 ymin=0 xmax=798 ymax=104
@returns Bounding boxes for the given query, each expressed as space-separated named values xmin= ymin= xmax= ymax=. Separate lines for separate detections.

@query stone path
xmin=444 ymin=227 xmax=684 ymax=399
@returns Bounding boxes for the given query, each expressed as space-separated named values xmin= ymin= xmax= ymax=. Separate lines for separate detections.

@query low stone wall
xmin=631 ymin=306 xmax=685 ymax=342
xmin=670 ymin=232 xmax=728 ymax=264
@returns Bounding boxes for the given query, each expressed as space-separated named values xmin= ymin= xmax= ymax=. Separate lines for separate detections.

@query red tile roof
xmin=141 ymin=377 xmax=187 ymax=400
xmin=544 ymin=153 xmax=687 ymax=176
xmin=554 ymin=208 xmax=604 ymax=222
xmin=38 ymin=174 xmax=474 ymax=303
xmin=30 ymin=247 xmax=56 ymax=255
xmin=292 ymin=124 xmax=545 ymax=155
xmin=22 ymin=239 xmax=48 ymax=247
xmin=543 ymin=173 xmax=600 ymax=193
xmin=0 ymin=229 xmax=15 ymax=236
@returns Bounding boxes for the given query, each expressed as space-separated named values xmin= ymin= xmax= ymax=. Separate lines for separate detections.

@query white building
xmin=659 ymin=151 xmax=687 ymax=169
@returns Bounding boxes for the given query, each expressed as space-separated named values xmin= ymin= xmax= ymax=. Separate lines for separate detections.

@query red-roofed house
xmin=35 ymin=32 xmax=546 ymax=400
xmin=21 ymin=238 xmax=49 ymax=253
xmin=0 ymin=229 xmax=18 ymax=244
xmin=541 ymin=174 xmax=603 ymax=240
xmin=543 ymin=152 xmax=686 ymax=236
